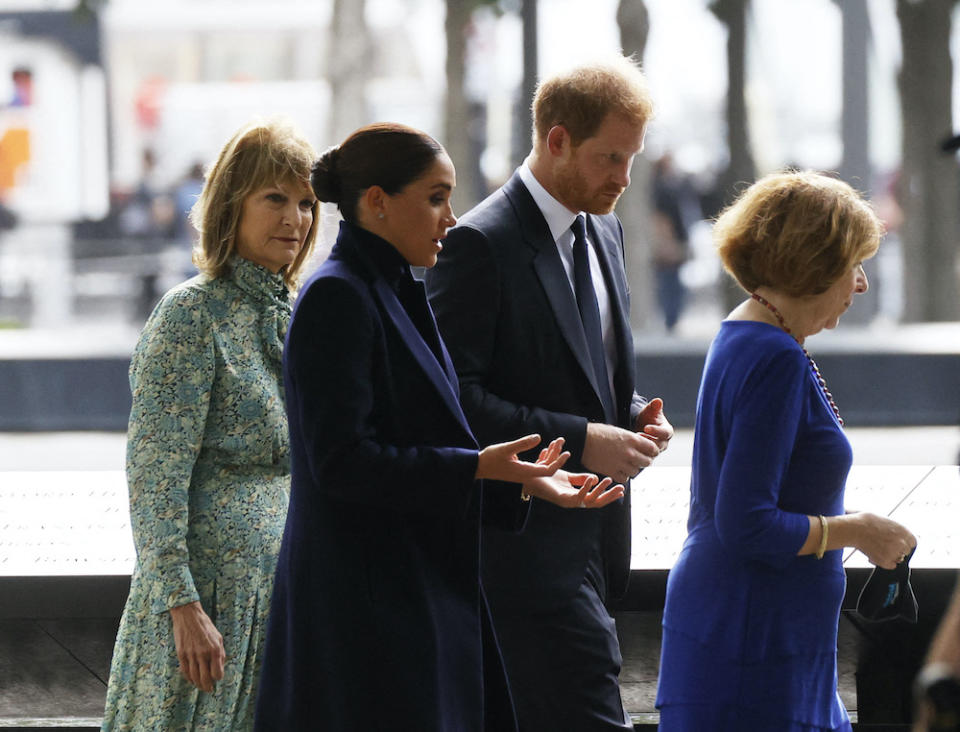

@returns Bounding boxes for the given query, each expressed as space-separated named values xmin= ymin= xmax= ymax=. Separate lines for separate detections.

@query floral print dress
xmin=102 ymin=257 xmax=292 ymax=731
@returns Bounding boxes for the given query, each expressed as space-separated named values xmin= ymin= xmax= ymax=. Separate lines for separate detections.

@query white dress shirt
xmin=518 ymin=162 xmax=618 ymax=405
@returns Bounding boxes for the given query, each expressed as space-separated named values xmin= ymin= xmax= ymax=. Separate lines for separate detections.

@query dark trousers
xmin=488 ymin=557 xmax=632 ymax=732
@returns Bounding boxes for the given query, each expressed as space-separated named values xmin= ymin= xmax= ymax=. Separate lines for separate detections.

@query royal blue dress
xmin=656 ymin=321 xmax=854 ymax=732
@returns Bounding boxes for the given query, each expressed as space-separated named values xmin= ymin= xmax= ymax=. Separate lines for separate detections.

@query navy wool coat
xmin=254 ymin=221 xmax=526 ymax=732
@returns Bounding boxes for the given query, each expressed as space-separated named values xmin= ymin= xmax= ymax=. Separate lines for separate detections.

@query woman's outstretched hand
xmin=522 ymin=437 xmax=625 ymax=508
xmin=475 ymin=434 xmax=569 ymax=483
xmin=524 ymin=471 xmax=625 ymax=508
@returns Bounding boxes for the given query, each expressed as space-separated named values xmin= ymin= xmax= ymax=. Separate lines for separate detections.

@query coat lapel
xmin=370 ymin=276 xmax=474 ymax=439
xmin=335 ymin=224 xmax=475 ymax=441
xmin=503 ymin=173 xmax=607 ymax=408
xmin=411 ymin=277 xmax=462 ymax=399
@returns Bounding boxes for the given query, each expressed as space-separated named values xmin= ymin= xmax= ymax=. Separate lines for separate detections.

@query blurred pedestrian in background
xmin=914 ymin=577 xmax=960 ymax=731
xmin=172 ymin=161 xmax=205 ymax=278
xmin=651 ymin=152 xmax=695 ymax=332
xmin=102 ymin=118 xmax=318 ymax=731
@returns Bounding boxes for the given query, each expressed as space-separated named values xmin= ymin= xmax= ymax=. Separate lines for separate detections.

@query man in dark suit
xmin=425 ymin=57 xmax=673 ymax=731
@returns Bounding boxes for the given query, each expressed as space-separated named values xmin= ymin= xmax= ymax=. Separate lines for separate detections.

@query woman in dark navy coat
xmin=254 ymin=123 xmax=623 ymax=732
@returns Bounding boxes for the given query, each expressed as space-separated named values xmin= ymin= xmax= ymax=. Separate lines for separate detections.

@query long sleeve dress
xmin=102 ymin=257 xmax=292 ymax=731
xmin=656 ymin=321 xmax=853 ymax=732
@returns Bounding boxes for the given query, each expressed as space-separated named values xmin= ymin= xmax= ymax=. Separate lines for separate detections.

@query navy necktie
xmin=571 ymin=216 xmax=616 ymax=422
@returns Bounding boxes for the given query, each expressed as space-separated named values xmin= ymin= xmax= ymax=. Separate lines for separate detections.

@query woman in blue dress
xmin=656 ymin=171 xmax=916 ymax=731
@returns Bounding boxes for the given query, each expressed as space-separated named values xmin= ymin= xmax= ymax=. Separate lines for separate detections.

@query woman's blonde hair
xmin=191 ymin=118 xmax=319 ymax=288
xmin=714 ymin=170 xmax=883 ymax=296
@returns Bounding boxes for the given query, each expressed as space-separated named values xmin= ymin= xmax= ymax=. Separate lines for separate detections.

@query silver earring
xmin=377 ymin=213 xmax=384 ymax=220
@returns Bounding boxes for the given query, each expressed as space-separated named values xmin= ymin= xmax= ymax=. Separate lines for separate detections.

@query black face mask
xmin=856 ymin=545 xmax=918 ymax=623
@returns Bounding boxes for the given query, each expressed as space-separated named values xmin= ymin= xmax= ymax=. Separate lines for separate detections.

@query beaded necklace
xmin=750 ymin=292 xmax=844 ymax=426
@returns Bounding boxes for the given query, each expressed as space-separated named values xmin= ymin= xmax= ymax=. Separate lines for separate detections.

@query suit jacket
xmin=255 ymin=221 xmax=526 ymax=732
xmin=426 ymin=170 xmax=645 ymax=606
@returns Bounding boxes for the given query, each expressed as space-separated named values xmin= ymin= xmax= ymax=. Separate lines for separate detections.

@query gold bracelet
xmin=520 ymin=487 xmax=531 ymax=502
xmin=815 ymin=514 xmax=829 ymax=560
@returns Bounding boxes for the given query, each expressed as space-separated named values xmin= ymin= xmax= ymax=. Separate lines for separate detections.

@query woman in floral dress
xmin=102 ymin=119 xmax=318 ymax=731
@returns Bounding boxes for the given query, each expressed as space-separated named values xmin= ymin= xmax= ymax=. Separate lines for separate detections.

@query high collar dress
xmin=103 ymin=257 xmax=292 ymax=731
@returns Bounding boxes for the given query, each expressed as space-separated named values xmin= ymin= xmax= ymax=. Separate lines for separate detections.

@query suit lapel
xmin=370 ymin=276 xmax=474 ymax=438
xmin=503 ymin=173 xmax=606 ymax=405
xmin=586 ymin=215 xmax=635 ymax=425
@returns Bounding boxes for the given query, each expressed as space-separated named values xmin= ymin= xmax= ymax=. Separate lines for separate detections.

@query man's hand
xmin=581 ymin=422 xmax=659 ymax=483
xmin=634 ymin=397 xmax=673 ymax=453
xmin=581 ymin=398 xmax=673 ymax=482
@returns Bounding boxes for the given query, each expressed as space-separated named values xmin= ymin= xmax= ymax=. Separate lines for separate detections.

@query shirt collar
xmin=229 ymin=256 xmax=289 ymax=307
xmin=518 ymin=160 xmax=581 ymax=243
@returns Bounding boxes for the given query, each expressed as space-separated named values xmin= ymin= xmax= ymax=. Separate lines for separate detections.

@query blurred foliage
xmin=74 ymin=0 xmax=107 ymax=21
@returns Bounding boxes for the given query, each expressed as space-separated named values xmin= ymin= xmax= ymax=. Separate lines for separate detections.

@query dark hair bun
xmin=311 ymin=146 xmax=342 ymax=203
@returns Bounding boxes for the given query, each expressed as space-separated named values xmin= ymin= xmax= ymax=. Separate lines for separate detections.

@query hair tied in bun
xmin=311 ymin=145 xmax=342 ymax=204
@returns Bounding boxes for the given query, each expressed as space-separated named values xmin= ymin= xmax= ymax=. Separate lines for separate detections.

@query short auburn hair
xmin=714 ymin=171 xmax=883 ymax=296
xmin=191 ymin=118 xmax=319 ymax=289
xmin=532 ymin=55 xmax=654 ymax=147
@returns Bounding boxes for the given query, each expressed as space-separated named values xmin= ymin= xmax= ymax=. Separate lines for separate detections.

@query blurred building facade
xmin=0 ymin=0 xmax=958 ymax=332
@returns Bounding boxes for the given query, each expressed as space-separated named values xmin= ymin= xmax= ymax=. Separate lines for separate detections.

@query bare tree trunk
xmin=616 ymin=0 xmax=655 ymax=331
xmin=710 ymin=0 xmax=755 ymax=203
xmin=838 ymin=0 xmax=878 ymax=323
xmin=897 ymin=0 xmax=960 ymax=322
xmin=839 ymin=0 xmax=871 ymax=192
xmin=327 ymin=0 xmax=370 ymax=144
xmin=710 ymin=0 xmax=756 ymax=310
xmin=445 ymin=0 xmax=486 ymax=213
xmin=511 ymin=0 xmax=538 ymax=169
